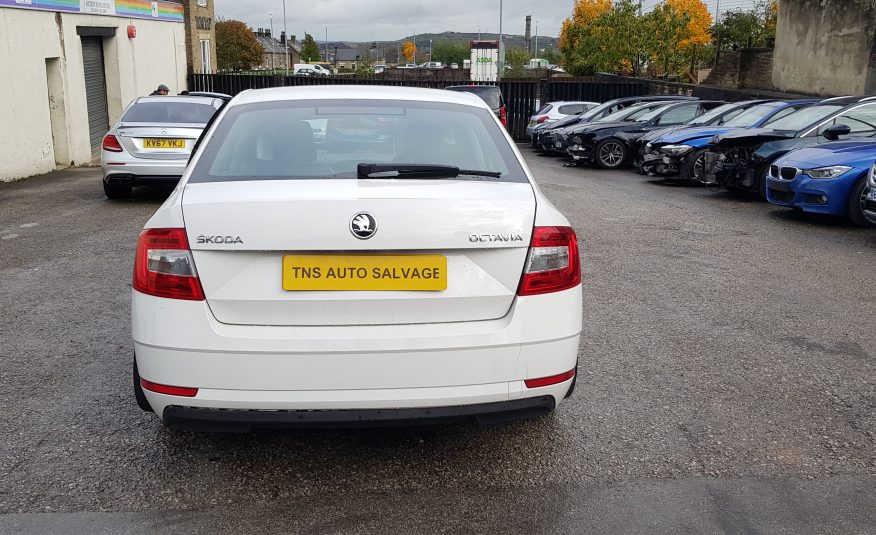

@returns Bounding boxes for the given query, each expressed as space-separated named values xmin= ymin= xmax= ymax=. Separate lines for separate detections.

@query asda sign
xmin=476 ymin=57 xmax=493 ymax=64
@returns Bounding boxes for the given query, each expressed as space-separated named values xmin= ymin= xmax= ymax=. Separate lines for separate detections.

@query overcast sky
xmin=213 ymin=0 xmax=572 ymax=42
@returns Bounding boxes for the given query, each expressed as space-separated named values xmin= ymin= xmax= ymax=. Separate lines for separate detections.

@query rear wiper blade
xmin=357 ymin=163 xmax=502 ymax=179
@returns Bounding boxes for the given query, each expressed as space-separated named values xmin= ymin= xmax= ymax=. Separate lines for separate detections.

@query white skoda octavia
xmin=132 ymin=85 xmax=582 ymax=432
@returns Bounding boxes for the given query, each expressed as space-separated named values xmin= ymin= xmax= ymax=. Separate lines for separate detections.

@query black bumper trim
xmin=162 ymin=396 xmax=556 ymax=433
xmin=104 ymin=174 xmax=182 ymax=186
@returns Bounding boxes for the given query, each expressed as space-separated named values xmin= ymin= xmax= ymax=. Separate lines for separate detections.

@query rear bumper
xmin=162 ymin=395 xmax=557 ymax=432
xmin=102 ymin=158 xmax=187 ymax=185
xmin=133 ymin=287 xmax=582 ymax=418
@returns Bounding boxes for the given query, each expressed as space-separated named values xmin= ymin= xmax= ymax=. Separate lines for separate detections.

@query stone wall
xmin=772 ymin=0 xmax=876 ymax=96
xmin=702 ymin=48 xmax=774 ymax=91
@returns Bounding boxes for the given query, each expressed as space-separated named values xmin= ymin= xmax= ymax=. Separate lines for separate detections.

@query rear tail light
xmin=102 ymin=134 xmax=123 ymax=152
xmin=525 ymin=369 xmax=576 ymax=389
xmin=500 ymin=105 xmax=508 ymax=127
xmin=537 ymin=115 xmax=550 ymax=124
xmin=133 ymin=228 xmax=205 ymax=301
xmin=140 ymin=379 xmax=198 ymax=397
xmin=517 ymin=226 xmax=581 ymax=296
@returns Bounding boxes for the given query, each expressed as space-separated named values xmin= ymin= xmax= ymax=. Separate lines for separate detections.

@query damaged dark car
xmin=566 ymin=100 xmax=725 ymax=169
xmin=701 ymin=96 xmax=876 ymax=195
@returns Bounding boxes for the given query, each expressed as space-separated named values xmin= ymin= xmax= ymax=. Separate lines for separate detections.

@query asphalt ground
xmin=0 ymin=150 xmax=874 ymax=534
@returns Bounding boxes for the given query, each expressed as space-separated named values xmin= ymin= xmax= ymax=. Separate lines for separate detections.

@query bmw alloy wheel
xmin=597 ymin=140 xmax=626 ymax=169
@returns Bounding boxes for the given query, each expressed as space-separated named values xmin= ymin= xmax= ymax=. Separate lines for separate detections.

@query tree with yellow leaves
xmin=402 ymin=41 xmax=417 ymax=64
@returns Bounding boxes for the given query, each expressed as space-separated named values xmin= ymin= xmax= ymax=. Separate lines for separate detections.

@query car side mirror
xmin=823 ymin=124 xmax=851 ymax=141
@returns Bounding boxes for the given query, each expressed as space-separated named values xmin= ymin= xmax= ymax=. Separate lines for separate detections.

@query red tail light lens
xmin=133 ymin=228 xmax=205 ymax=301
xmin=525 ymin=369 xmax=576 ymax=389
xmin=517 ymin=226 xmax=581 ymax=296
xmin=536 ymin=115 xmax=550 ymax=124
xmin=500 ymin=106 xmax=508 ymax=127
xmin=102 ymin=134 xmax=123 ymax=152
xmin=141 ymin=379 xmax=198 ymax=397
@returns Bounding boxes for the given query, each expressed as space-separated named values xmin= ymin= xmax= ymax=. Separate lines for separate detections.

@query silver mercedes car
xmin=101 ymin=94 xmax=225 ymax=199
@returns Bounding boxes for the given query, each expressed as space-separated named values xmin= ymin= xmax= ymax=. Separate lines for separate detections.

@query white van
xmin=293 ymin=64 xmax=331 ymax=76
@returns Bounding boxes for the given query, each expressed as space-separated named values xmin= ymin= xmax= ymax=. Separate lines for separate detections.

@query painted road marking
xmin=1 ymin=234 xmax=20 ymax=240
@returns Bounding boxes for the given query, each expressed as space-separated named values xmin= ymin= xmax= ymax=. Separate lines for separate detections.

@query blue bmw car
xmin=766 ymin=141 xmax=876 ymax=227
xmin=641 ymin=100 xmax=817 ymax=181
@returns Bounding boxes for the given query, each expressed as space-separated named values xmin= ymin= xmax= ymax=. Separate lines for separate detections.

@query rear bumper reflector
xmin=141 ymin=379 xmax=199 ymax=398
xmin=525 ymin=369 xmax=576 ymax=389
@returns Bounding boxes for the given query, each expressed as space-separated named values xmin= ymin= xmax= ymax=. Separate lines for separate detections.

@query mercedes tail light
xmin=500 ymin=105 xmax=508 ymax=127
xmin=517 ymin=226 xmax=581 ymax=296
xmin=537 ymin=115 xmax=550 ymax=124
xmin=102 ymin=134 xmax=123 ymax=152
xmin=133 ymin=228 xmax=205 ymax=301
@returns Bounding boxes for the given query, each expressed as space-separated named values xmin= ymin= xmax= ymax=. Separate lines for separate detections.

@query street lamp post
xmin=498 ymin=0 xmax=504 ymax=80
xmin=282 ymin=0 xmax=289 ymax=75
xmin=269 ymin=11 xmax=275 ymax=71
xmin=429 ymin=39 xmax=433 ymax=62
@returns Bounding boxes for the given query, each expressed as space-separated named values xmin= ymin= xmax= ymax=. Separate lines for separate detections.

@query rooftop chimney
xmin=280 ymin=31 xmax=286 ymax=45
xmin=266 ymin=29 xmax=271 ymax=38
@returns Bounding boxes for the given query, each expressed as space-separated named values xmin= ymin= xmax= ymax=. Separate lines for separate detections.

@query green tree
xmin=300 ymin=33 xmax=322 ymax=63
xmin=712 ymin=1 xmax=777 ymax=51
xmin=504 ymin=47 xmax=530 ymax=77
xmin=215 ymin=19 xmax=263 ymax=71
xmin=431 ymin=42 xmax=468 ymax=66
xmin=646 ymin=3 xmax=691 ymax=76
xmin=540 ymin=45 xmax=562 ymax=65
xmin=355 ymin=53 xmax=374 ymax=75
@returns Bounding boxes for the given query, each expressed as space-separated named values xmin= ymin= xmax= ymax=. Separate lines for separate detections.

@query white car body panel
xmin=133 ymin=86 xmax=582 ymax=426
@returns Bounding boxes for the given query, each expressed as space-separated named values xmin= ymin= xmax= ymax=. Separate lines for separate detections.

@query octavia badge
xmin=350 ymin=212 xmax=377 ymax=239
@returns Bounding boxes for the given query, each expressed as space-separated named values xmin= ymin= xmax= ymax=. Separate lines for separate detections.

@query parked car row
xmin=529 ymin=95 xmax=876 ymax=227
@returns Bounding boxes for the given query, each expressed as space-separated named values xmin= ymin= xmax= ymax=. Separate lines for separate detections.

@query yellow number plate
xmin=143 ymin=138 xmax=186 ymax=149
xmin=282 ymin=255 xmax=447 ymax=291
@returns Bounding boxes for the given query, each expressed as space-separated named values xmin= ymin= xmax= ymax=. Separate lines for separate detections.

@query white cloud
xmin=214 ymin=0 xmax=568 ymax=42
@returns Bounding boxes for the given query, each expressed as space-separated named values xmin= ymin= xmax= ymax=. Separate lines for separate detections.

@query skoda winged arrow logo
xmin=350 ymin=212 xmax=377 ymax=239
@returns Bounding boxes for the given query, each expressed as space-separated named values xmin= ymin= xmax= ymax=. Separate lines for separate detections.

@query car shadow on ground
xmin=767 ymin=207 xmax=863 ymax=229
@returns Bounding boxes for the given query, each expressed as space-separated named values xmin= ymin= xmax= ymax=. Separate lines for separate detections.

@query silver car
xmin=101 ymin=95 xmax=225 ymax=198
xmin=527 ymin=101 xmax=599 ymax=138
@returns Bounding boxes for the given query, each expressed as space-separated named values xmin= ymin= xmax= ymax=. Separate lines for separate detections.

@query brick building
xmin=181 ymin=0 xmax=216 ymax=74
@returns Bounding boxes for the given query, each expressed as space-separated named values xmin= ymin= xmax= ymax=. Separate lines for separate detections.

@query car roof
xmin=547 ymin=101 xmax=599 ymax=106
xmin=230 ymin=85 xmax=492 ymax=109
xmin=136 ymin=95 xmax=220 ymax=105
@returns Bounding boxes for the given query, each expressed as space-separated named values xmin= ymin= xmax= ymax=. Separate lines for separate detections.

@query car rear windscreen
xmin=445 ymin=86 xmax=502 ymax=110
xmin=189 ymin=99 xmax=527 ymax=183
xmin=122 ymin=102 xmax=217 ymax=124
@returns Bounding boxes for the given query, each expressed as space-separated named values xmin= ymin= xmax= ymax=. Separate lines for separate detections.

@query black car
xmin=532 ymin=95 xmax=698 ymax=153
xmin=551 ymin=101 xmax=678 ymax=156
xmin=566 ymin=100 xmax=726 ymax=169
xmin=702 ymin=96 xmax=876 ymax=195
xmin=445 ymin=85 xmax=507 ymax=127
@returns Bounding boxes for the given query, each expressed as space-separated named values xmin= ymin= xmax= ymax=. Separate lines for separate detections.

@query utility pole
xmin=638 ymin=0 xmax=643 ymax=16
xmin=714 ymin=0 xmax=722 ymax=66
xmin=498 ymin=0 xmax=504 ymax=80
xmin=325 ymin=25 xmax=329 ymax=66
xmin=282 ymin=0 xmax=289 ymax=75
xmin=534 ymin=21 xmax=538 ymax=60
xmin=269 ymin=12 xmax=275 ymax=71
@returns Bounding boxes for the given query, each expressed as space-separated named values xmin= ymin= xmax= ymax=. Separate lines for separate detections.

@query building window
xmin=200 ymin=39 xmax=212 ymax=73
xmin=197 ymin=0 xmax=208 ymax=6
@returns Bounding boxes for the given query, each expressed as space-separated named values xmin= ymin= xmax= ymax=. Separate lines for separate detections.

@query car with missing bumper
xmin=101 ymin=95 xmax=226 ymax=198
xmin=566 ymin=100 xmax=725 ymax=169
xmin=701 ymin=96 xmax=876 ymax=195
xmin=531 ymin=95 xmax=698 ymax=153
xmin=132 ymin=86 xmax=583 ymax=432
xmin=766 ymin=141 xmax=876 ymax=227
xmin=638 ymin=100 xmax=817 ymax=181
